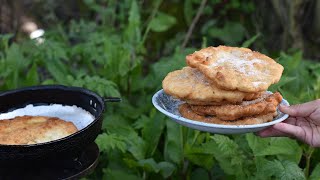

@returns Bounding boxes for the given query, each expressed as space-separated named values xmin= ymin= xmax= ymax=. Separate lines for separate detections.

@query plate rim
xmin=152 ymin=89 xmax=289 ymax=129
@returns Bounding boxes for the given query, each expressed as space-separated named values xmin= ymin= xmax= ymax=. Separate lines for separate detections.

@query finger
xmin=272 ymin=122 xmax=305 ymax=139
xmin=279 ymin=99 xmax=320 ymax=117
xmin=256 ymin=126 xmax=289 ymax=137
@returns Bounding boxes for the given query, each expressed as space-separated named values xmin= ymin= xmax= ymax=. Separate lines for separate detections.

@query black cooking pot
xmin=0 ymin=85 xmax=120 ymax=162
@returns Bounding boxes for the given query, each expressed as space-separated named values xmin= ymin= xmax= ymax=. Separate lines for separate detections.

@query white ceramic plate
xmin=152 ymin=89 xmax=289 ymax=134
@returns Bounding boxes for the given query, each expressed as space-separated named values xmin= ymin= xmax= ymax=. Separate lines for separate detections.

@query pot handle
xmin=104 ymin=97 xmax=121 ymax=102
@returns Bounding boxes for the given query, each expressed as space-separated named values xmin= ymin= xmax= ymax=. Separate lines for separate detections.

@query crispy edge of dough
xmin=162 ymin=67 xmax=263 ymax=103
xmin=185 ymin=46 xmax=284 ymax=92
xmin=179 ymin=103 xmax=276 ymax=125
xmin=190 ymin=92 xmax=282 ymax=121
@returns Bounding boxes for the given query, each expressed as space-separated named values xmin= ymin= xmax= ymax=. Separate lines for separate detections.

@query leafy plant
xmin=1 ymin=0 xmax=320 ymax=179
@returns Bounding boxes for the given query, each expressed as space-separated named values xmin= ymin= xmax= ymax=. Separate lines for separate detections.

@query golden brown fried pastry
xmin=0 ymin=116 xmax=78 ymax=145
xmin=186 ymin=46 xmax=284 ymax=92
xmin=190 ymin=92 xmax=282 ymax=121
xmin=162 ymin=67 xmax=260 ymax=104
xmin=179 ymin=103 xmax=277 ymax=125
xmin=184 ymin=91 xmax=263 ymax=105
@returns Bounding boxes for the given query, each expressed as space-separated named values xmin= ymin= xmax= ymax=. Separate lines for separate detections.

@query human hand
xmin=257 ymin=99 xmax=320 ymax=147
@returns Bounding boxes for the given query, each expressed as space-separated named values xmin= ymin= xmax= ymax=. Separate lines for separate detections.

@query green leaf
xmin=138 ymin=158 xmax=160 ymax=172
xmin=45 ymin=59 xmax=69 ymax=84
xmin=184 ymin=141 xmax=216 ymax=169
xmin=310 ymin=163 xmax=320 ymax=180
xmin=25 ymin=63 xmax=39 ymax=86
xmin=246 ymin=134 xmax=302 ymax=163
xmin=208 ymin=21 xmax=246 ymax=45
xmin=142 ymin=111 xmax=166 ymax=157
xmin=259 ymin=160 xmax=305 ymax=180
xmin=164 ymin=119 xmax=183 ymax=165
xmin=124 ymin=0 xmax=141 ymax=45
xmin=95 ymin=133 xmax=127 ymax=153
xmin=149 ymin=12 xmax=177 ymax=32
xmin=66 ymin=75 xmax=120 ymax=97
xmin=158 ymin=162 xmax=176 ymax=178
xmin=103 ymin=168 xmax=142 ymax=180
xmin=210 ymin=135 xmax=250 ymax=177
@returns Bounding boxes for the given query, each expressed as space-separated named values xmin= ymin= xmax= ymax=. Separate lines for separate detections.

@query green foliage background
xmin=1 ymin=0 xmax=320 ymax=179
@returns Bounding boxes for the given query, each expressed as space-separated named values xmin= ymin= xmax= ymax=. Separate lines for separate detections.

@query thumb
xmin=279 ymin=100 xmax=320 ymax=117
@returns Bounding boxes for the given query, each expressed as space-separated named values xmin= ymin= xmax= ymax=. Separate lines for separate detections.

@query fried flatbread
xmin=179 ymin=103 xmax=277 ymax=125
xmin=190 ymin=92 xmax=282 ymax=121
xmin=0 ymin=116 xmax=78 ymax=145
xmin=186 ymin=46 xmax=284 ymax=92
xmin=185 ymin=92 xmax=263 ymax=105
xmin=162 ymin=67 xmax=261 ymax=104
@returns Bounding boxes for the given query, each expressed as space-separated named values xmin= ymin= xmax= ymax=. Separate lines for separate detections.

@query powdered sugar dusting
xmin=252 ymin=81 xmax=267 ymax=87
xmin=192 ymin=68 xmax=211 ymax=85
xmin=210 ymin=51 xmax=267 ymax=76
xmin=0 ymin=104 xmax=95 ymax=130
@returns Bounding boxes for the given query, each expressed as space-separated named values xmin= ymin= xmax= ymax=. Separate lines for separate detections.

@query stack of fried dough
xmin=162 ymin=46 xmax=284 ymax=125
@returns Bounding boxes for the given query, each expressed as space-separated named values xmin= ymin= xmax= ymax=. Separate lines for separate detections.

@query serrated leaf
xmin=210 ymin=135 xmax=251 ymax=177
xmin=260 ymin=160 xmax=305 ymax=180
xmin=246 ymin=134 xmax=302 ymax=163
xmin=149 ymin=12 xmax=177 ymax=32
xmin=96 ymin=133 xmax=127 ymax=153
xmin=66 ymin=75 xmax=120 ymax=97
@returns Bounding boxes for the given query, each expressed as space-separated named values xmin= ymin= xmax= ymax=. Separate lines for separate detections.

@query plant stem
xmin=181 ymin=0 xmax=207 ymax=50
xmin=141 ymin=0 xmax=163 ymax=45
xmin=304 ymin=147 xmax=315 ymax=177
xmin=191 ymin=131 xmax=200 ymax=146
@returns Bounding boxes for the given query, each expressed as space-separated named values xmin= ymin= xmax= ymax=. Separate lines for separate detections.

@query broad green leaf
xmin=246 ymin=134 xmax=302 ymax=163
xmin=158 ymin=162 xmax=176 ymax=178
xmin=164 ymin=119 xmax=183 ymax=165
xmin=142 ymin=112 xmax=166 ymax=157
xmin=310 ymin=163 xmax=320 ymax=180
xmin=127 ymin=136 xmax=147 ymax=160
xmin=25 ymin=63 xmax=39 ymax=86
xmin=149 ymin=12 xmax=177 ymax=32
xmin=138 ymin=158 xmax=160 ymax=172
xmin=124 ymin=0 xmax=141 ymax=45
xmin=208 ymin=21 xmax=246 ymax=45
